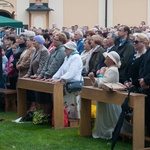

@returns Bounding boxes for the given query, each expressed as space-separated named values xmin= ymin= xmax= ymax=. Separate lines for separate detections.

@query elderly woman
xmin=124 ymin=33 xmax=148 ymax=89
xmin=88 ymin=51 xmax=121 ymax=139
xmin=85 ymin=35 xmax=105 ymax=77
xmin=24 ymin=35 xmax=49 ymax=112
xmin=50 ymin=41 xmax=83 ymax=119
xmin=35 ymin=32 xmax=67 ymax=114
xmin=16 ymin=34 xmax=36 ymax=77
xmin=80 ymin=38 xmax=92 ymax=76
xmin=123 ymin=33 xmax=149 ymax=134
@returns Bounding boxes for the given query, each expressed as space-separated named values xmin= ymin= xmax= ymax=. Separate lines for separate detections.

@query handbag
xmin=66 ymin=81 xmax=84 ymax=93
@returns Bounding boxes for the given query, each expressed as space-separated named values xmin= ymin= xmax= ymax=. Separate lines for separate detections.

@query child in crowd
xmin=6 ymin=43 xmax=18 ymax=89
xmin=0 ymin=45 xmax=8 ymax=89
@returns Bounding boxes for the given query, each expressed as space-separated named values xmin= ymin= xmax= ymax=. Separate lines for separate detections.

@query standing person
xmin=43 ymin=33 xmax=52 ymax=49
xmin=50 ymin=41 xmax=83 ymax=119
xmin=24 ymin=35 xmax=49 ymax=112
xmin=11 ymin=34 xmax=27 ymax=89
xmin=16 ymin=36 xmax=36 ymax=77
xmin=86 ymin=35 xmax=105 ymax=77
xmin=106 ymin=33 xmax=117 ymax=52
xmin=0 ymin=45 xmax=8 ymax=89
xmin=12 ymin=34 xmax=27 ymax=70
xmin=124 ymin=33 xmax=148 ymax=89
xmin=6 ymin=43 xmax=18 ymax=89
xmin=96 ymin=33 xmax=118 ymax=76
xmin=4 ymin=36 xmax=16 ymax=60
xmin=80 ymin=38 xmax=92 ymax=76
xmin=35 ymin=32 xmax=67 ymax=114
xmin=74 ymin=30 xmax=84 ymax=54
xmin=115 ymin=25 xmax=135 ymax=83
xmin=88 ymin=51 xmax=121 ymax=139
xmin=139 ymin=47 xmax=150 ymax=137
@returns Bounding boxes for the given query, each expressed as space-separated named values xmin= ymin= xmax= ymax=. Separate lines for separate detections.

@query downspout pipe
xmin=105 ymin=0 xmax=108 ymax=27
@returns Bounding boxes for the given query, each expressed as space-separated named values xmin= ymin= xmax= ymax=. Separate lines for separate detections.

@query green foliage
xmin=0 ymin=112 xmax=132 ymax=150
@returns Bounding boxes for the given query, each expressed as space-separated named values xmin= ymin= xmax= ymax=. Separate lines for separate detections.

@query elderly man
xmin=74 ymin=30 xmax=84 ymax=54
xmin=106 ymin=33 xmax=117 ymax=52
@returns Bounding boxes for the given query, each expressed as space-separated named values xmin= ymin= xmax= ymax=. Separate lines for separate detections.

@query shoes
xmin=0 ymin=118 xmax=4 ymax=122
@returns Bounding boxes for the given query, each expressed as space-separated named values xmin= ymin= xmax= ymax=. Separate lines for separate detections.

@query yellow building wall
xmin=63 ymin=0 xmax=99 ymax=29
xmin=113 ymin=0 xmax=147 ymax=27
xmin=1 ymin=0 xmax=150 ymax=29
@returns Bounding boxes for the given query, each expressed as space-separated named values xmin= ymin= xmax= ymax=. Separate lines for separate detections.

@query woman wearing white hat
xmin=88 ymin=51 xmax=122 ymax=140
xmin=50 ymin=41 xmax=83 ymax=119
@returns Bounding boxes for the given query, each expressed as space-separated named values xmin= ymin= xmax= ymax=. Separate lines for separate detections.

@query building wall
xmin=113 ymin=0 xmax=148 ymax=27
xmin=16 ymin=0 xmax=29 ymax=25
xmin=49 ymin=0 xmax=64 ymax=29
xmin=1 ymin=0 xmax=150 ymax=29
xmin=63 ymin=0 xmax=99 ymax=29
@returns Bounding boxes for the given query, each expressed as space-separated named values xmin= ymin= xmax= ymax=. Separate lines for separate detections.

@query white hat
xmin=64 ymin=41 xmax=77 ymax=51
xmin=21 ymin=30 xmax=35 ymax=37
xmin=103 ymin=51 xmax=121 ymax=68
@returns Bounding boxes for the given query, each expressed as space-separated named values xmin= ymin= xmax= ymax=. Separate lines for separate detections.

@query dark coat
xmin=139 ymin=48 xmax=150 ymax=86
xmin=115 ymin=37 xmax=135 ymax=83
xmin=124 ymin=52 xmax=145 ymax=87
xmin=12 ymin=43 xmax=27 ymax=69
xmin=88 ymin=46 xmax=104 ymax=76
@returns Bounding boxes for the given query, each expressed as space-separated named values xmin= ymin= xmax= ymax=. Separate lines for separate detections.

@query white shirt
xmin=52 ymin=52 xmax=83 ymax=82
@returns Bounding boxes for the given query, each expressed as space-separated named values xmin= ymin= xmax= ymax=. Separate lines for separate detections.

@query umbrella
xmin=111 ymin=85 xmax=136 ymax=150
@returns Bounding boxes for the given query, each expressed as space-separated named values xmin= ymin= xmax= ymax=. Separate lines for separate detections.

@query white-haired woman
xmin=88 ymin=51 xmax=122 ymax=139
xmin=124 ymin=33 xmax=148 ymax=89
xmin=50 ymin=41 xmax=83 ymax=119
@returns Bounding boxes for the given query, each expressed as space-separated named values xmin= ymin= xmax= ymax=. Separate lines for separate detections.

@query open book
xmin=102 ymin=83 xmax=127 ymax=91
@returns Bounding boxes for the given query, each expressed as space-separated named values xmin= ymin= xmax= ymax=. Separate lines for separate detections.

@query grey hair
xmin=75 ymin=30 xmax=83 ymax=38
xmin=107 ymin=33 xmax=117 ymax=41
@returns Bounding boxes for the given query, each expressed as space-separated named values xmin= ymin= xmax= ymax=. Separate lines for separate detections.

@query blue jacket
xmin=77 ymin=39 xmax=84 ymax=54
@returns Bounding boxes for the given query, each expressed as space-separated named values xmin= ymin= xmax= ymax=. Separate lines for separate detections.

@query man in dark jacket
xmin=115 ymin=25 xmax=135 ymax=83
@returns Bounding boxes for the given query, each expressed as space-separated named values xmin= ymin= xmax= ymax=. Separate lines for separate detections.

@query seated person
xmin=88 ymin=51 xmax=121 ymax=139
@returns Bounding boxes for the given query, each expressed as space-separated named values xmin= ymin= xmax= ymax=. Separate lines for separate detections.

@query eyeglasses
xmin=133 ymin=40 xmax=142 ymax=44
xmin=118 ymin=30 xmax=124 ymax=32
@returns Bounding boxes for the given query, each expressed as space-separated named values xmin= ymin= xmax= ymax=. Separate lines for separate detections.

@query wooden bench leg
xmin=5 ymin=95 xmax=11 ymax=112
xmin=11 ymin=95 xmax=17 ymax=111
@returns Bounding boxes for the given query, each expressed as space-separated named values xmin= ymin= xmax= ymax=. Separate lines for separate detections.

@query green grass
xmin=0 ymin=111 xmax=132 ymax=150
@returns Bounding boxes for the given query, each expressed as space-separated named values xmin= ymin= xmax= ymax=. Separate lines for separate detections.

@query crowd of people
xmin=0 ymin=20 xmax=150 ymax=139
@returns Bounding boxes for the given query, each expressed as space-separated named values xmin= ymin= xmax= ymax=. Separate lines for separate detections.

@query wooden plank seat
xmin=120 ymin=131 xmax=150 ymax=142
xmin=0 ymin=88 xmax=17 ymax=112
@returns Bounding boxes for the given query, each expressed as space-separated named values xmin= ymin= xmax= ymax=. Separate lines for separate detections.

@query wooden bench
xmin=79 ymin=86 xmax=145 ymax=150
xmin=17 ymin=78 xmax=64 ymax=129
xmin=0 ymin=88 xmax=17 ymax=112
xmin=120 ymin=131 xmax=150 ymax=142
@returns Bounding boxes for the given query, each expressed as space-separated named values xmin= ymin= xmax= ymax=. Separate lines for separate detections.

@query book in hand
xmin=102 ymin=83 xmax=127 ymax=91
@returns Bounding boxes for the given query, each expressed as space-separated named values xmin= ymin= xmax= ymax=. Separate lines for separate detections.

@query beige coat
xmin=17 ymin=46 xmax=36 ymax=77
